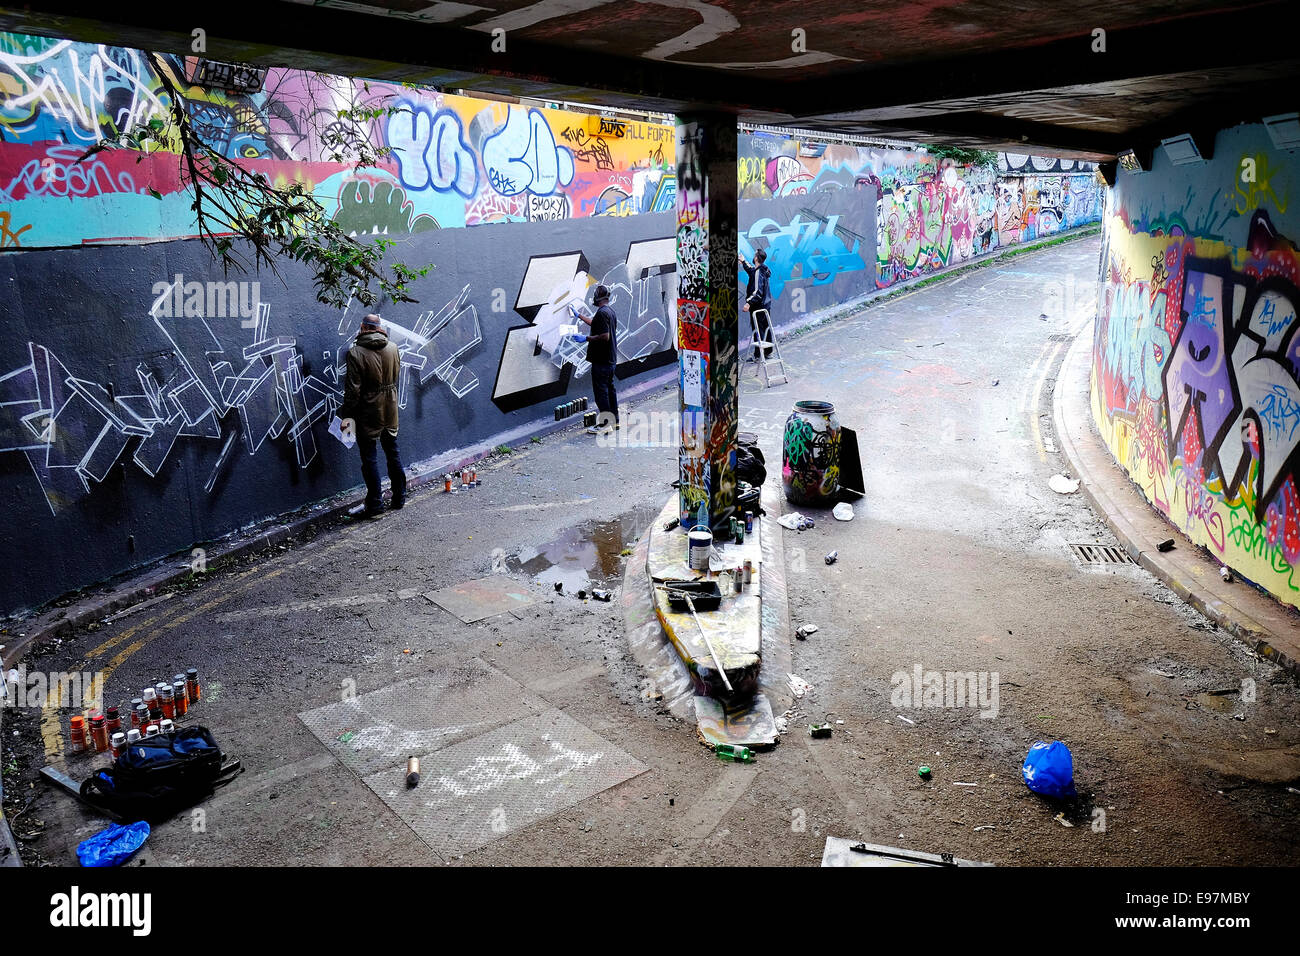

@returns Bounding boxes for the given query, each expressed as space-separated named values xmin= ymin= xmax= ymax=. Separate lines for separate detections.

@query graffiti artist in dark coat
xmin=739 ymin=249 xmax=774 ymax=360
xmin=573 ymin=284 xmax=619 ymax=435
xmin=339 ymin=314 xmax=408 ymax=517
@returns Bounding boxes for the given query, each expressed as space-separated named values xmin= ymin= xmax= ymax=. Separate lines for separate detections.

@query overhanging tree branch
xmin=79 ymin=53 xmax=430 ymax=311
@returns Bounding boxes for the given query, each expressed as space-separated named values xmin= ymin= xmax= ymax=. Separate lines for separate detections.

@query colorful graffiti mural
xmin=0 ymin=33 xmax=674 ymax=246
xmin=1092 ymin=123 xmax=1300 ymax=608
xmin=736 ymin=132 xmax=1104 ymax=290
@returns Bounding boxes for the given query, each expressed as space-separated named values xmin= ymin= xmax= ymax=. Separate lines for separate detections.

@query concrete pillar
xmin=675 ymin=113 xmax=739 ymax=535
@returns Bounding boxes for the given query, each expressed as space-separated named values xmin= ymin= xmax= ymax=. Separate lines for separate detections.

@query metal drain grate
xmin=1069 ymin=543 xmax=1134 ymax=565
xmin=1048 ymin=332 xmax=1076 ymax=342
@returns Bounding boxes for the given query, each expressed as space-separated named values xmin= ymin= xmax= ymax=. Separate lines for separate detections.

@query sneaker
xmin=362 ymin=502 xmax=385 ymax=518
xmin=389 ymin=496 xmax=405 ymax=510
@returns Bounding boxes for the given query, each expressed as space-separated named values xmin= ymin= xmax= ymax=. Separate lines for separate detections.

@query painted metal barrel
xmin=782 ymin=400 xmax=841 ymax=505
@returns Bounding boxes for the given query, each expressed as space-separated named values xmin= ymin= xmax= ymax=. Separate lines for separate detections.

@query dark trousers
xmin=751 ymin=306 xmax=773 ymax=358
xmin=357 ymin=430 xmax=406 ymax=508
xmin=591 ymin=362 xmax=618 ymax=425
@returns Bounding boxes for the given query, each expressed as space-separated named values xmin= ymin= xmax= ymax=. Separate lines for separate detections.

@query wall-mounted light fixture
xmin=1262 ymin=113 xmax=1300 ymax=151
xmin=1161 ymin=133 xmax=1207 ymax=166
xmin=1118 ymin=147 xmax=1152 ymax=172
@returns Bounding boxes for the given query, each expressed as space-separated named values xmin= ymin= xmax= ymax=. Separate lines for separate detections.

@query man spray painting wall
xmin=739 ymin=249 xmax=773 ymax=360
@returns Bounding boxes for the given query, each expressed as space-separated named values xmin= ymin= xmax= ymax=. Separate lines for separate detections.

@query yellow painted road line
xmin=1017 ymin=339 xmax=1055 ymax=426
xmin=1029 ymin=341 xmax=1066 ymax=462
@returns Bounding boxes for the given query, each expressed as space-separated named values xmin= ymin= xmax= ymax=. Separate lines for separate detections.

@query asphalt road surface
xmin=6 ymin=232 xmax=1298 ymax=866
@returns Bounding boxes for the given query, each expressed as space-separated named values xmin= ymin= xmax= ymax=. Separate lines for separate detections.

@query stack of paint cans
xmin=554 ymin=396 xmax=589 ymax=421
xmin=76 ymin=666 xmax=203 ymax=759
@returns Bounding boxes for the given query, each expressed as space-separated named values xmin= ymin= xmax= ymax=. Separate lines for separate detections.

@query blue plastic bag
xmin=1022 ymin=740 xmax=1077 ymax=799
xmin=77 ymin=821 xmax=150 ymax=867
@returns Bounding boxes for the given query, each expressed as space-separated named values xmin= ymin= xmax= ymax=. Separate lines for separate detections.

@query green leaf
xmin=147 ymin=187 xmax=162 ymax=200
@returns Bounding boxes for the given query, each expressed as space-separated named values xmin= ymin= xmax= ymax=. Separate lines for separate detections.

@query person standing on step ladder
xmin=739 ymin=249 xmax=773 ymax=361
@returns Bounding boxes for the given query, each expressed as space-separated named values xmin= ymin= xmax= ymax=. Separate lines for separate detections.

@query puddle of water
xmin=507 ymin=504 xmax=661 ymax=593
xmin=1191 ymin=692 xmax=1238 ymax=714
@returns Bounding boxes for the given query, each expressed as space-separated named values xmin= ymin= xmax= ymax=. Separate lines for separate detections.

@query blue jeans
xmin=357 ymin=430 xmax=406 ymax=508
xmin=591 ymin=362 xmax=618 ymax=425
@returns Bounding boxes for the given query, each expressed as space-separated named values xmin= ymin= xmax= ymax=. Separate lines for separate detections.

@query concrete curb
xmin=1053 ymin=321 xmax=1300 ymax=676
xmin=2 ymin=222 xmax=1101 ymax=671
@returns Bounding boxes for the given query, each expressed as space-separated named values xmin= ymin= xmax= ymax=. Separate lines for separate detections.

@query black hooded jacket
xmin=742 ymin=259 xmax=772 ymax=312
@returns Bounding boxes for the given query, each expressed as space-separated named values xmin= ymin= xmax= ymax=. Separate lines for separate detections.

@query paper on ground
xmin=329 ymin=415 xmax=356 ymax=449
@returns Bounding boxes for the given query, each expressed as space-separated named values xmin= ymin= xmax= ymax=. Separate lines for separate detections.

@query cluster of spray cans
xmin=554 ymin=396 xmax=588 ymax=421
xmin=69 ymin=668 xmax=202 ymax=759
xmin=443 ymin=467 xmax=480 ymax=492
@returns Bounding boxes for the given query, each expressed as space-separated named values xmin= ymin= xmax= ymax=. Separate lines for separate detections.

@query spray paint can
xmin=444 ymin=474 xmax=453 ymax=492
xmin=743 ymin=559 xmax=753 ymax=584
xmin=745 ymin=511 xmax=753 ymax=533
xmin=406 ymin=756 xmax=421 ymax=788
xmin=110 ymin=732 xmax=127 ymax=759
xmin=69 ymin=715 xmax=88 ymax=753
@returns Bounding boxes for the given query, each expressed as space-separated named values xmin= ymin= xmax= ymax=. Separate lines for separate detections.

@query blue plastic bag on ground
xmin=77 ymin=821 xmax=150 ymax=867
xmin=1022 ymin=740 xmax=1077 ymax=799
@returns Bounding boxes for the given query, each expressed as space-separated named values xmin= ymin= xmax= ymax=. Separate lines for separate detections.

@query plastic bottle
xmin=714 ymin=744 xmax=755 ymax=763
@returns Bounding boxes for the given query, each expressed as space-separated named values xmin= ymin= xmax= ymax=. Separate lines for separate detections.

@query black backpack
xmin=736 ymin=437 xmax=767 ymax=487
xmin=80 ymin=726 xmax=240 ymax=823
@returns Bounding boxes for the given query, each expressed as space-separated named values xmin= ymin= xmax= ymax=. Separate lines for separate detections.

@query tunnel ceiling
xmin=2 ymin=0 xmax=1297 ymax=160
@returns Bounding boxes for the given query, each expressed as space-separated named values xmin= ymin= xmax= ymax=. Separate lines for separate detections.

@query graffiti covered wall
xmin=0 ymin=29 xmax=1105 ymax=615
xmin=0 ymin=32 xmax=676 ymax=245
xmin=1091 ymin=122 xmax=1300 ymax=608
xmin=736 ymin=130 xmax=1105 ymax=328
xmin=0 ymin=212 xmax=675 ymax=613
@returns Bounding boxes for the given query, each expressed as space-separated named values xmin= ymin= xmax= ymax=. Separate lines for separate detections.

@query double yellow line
xmin=39 ymin=505 xmax=396 ymax=761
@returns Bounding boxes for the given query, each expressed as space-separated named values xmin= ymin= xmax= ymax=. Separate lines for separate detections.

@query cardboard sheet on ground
xmin=694 ymin=693 xmax=777 ymax=747
xmin=425 ymin=576 xmax=536 ymax=623
xmin=364 ymin=708 xmax=647 ymax=858
xmin=821 ymin=837 xmax=993 ymax=867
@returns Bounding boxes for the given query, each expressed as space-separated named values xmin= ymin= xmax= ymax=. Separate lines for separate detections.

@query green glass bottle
xmin=714 ymin=743 xmax=755 ymax=763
